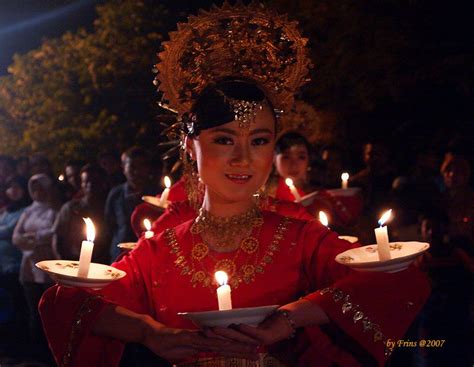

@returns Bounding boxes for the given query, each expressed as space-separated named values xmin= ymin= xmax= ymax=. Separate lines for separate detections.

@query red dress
xmin=273 ymin=177 xmax=363 ymax=228
xmin=39 ymin=212 xmax=429 ymax=367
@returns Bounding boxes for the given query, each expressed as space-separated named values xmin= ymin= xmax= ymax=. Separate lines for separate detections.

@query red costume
xmin=272 ymin=177 xmax=363 ymax=228
xmin=40 ymin=212 xmax=429 ymax=366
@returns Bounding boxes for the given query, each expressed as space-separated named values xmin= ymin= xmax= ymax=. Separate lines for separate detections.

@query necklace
xmin=164 ymin=216 xmax=291 ymax=291
xmin=191 ymin=206 xmax=264 ymax=251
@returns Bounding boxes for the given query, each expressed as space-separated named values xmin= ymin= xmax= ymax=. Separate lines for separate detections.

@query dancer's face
xmin=187 ymin=104 xmax=275 ymax=204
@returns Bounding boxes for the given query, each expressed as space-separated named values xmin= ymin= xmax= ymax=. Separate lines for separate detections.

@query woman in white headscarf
xmin=13 ymin=173 xmax=60 ymax=344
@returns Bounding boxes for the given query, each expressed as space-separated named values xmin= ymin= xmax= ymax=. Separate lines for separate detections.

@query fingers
xmin=210 ymin=326 xmax=260 ymax=345
xmin=189 ymin=332 xmax=257 ymax=354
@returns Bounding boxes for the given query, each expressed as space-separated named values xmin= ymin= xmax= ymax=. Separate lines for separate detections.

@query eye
xmin=214 ymin=136 xmax=234 ymax=145
xmin=252 ymin=137 xmax=270 ymax=146
xmin=298 ymin=155 xmax=308 ymax=160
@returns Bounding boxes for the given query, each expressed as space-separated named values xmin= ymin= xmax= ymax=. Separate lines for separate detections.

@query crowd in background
xmin=0 ymin=133 xmax=473 ymax=366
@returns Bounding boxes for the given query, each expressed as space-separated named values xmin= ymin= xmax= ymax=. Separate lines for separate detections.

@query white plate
xmin=335 ymin=241 xmax=430 ymax=273
xmin=35 ymin=260 xmax=126 ymax=289
xmin=178 ymin=305 xmax=279 ymax=328
xmin=142 ymin=195 xmax=168 ymax=209
xmin=117 ymin=242 xmax=137 ymax=250
xmin=338 ymin=235 xmax=359 ymax=243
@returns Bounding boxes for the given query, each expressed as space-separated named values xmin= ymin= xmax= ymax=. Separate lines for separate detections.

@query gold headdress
xmin=155 ymin=1 xmax=312 ymax=117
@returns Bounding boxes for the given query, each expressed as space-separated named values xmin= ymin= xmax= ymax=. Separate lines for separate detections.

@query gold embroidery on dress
xmin=164 ymin=217 xmax=291 ymax=291
xmin=319 ymin=287 xmax=392 ymax=356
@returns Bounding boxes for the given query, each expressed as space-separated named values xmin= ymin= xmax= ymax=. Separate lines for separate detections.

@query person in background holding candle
xmin=13 ymin=173 xmax=59 ymax=359
xmin=105 ymin=147 xmax=158 ymax=261
xmin=53 ymin=164 xmax=110 ymax=265
xmin=39 ymin=4 xmax=430 ymax=367
xmin=266 ymin=131 xmax=314 ymax=201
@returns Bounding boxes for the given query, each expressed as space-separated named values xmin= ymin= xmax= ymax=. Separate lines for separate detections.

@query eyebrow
xmin=210 ymin=127 xmax=274 ymax=135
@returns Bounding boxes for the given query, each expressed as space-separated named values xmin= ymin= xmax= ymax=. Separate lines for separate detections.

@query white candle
xmin=143 ymin=218 xmax=154 ymax=239
xmin=319 ymin=211 xmax=329 ymax=227
xmin=77 ymin=218 xmax=95 ymax=278
xmin=215 ymin=271 xmax=232 ymax=310
xmin=158 ymin=176 xmax=171 ymax=207
xmin=375 ymin=209 xmax=392 ymax=261
xmin=285 ymin=178 xmax=301 ymax=202
xmin=341 ymin=172 xmax=349 ymax=189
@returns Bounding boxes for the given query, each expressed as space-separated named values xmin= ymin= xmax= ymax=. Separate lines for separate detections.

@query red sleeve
xmin=151 ymin=200 xmax=196 ymax=234
xmin=39 ymin=238 xmax=157 ymax=367
xmin=299 ymin=222 xmax=430 ymax=366
xmin=130 ymin=202 xmax=165 ymax=238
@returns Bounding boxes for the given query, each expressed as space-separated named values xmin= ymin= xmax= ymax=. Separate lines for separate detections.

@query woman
xmin=267 ymin=131 xmax=314 ymax=202
xmin=269 ymin=132 xmax=362 ymax=230
xmin=39 ymin=4 xmax=429 ymax=367
xmin=0 ymin=176 xmax=31 ymax=342
xmin=13 ymin=173 xmax=59 ymax=344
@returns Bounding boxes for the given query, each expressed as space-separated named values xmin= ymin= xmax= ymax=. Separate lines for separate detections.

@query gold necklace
xmin=164 ymin=216 xmax=292 ymax=291
xmin=191 ymin=206 xmax=264 ymax=250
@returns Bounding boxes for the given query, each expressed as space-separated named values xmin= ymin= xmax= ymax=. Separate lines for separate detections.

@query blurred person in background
xmin=0 ymin=176 xmax=31 ymax=344
xmin=105 ymin=147 xmax=157 ymax=261
xmin=12 ymin=173 xmax=59 ymax=352
xmin=53 ymin=163 xmax=111 ymax=265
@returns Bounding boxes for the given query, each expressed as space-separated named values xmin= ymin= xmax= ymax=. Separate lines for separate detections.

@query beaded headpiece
xmin=155 ymin=1 xmax=312 ymax=120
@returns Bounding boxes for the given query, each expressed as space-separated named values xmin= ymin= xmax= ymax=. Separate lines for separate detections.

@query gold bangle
xmin=275 ymin=309 xmax=297 ymax=339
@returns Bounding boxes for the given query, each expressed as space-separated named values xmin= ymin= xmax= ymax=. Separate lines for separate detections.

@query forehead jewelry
xmin=228 ymin=98 xmax=264 ymax=129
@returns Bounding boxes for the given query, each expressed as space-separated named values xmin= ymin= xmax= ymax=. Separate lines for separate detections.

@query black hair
xmin=123 ymin=146 xmax=151 ymax=164
xmin=189 ymin=79 xmax=274 ymax=136
xmin=275 ymin=131 xmax=311 ymax=155
xmin=80 ymin=163 xmax=106 ymax=177
xmin=5 ymin=175 xmax=32 ymax=212
xmin=65 ymin=159 xmax=86 ymax=169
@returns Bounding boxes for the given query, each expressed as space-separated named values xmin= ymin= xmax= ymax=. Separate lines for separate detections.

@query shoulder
xmin=108 ymin=184 xmax=126 ymax=198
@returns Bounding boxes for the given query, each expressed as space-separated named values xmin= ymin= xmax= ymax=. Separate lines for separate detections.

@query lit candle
xmin=215 ymin=271 xmax=232 ymax=310
xmin=77 ymin=218 xmax=95 ymax=278
xmin=375 ymin=209 xmax=392 ymax=261
xmin=58 ymin=174 xmax=65 ymax=182
xmin=319 ymin=211 xmax=329 ymax=227
xmin=143 ymin=218 xmax=154 ymax=239
xmin=341 ymin=172 xmax=349 ymax=189
xmin=285 ymin=178 xmax=301 ymax=202
xmin=158 ymin=176 xmax=171 ymax=207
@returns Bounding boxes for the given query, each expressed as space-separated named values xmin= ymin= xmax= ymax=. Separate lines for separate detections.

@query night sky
xmin=0 ymin=0 xmax=102 ymax=75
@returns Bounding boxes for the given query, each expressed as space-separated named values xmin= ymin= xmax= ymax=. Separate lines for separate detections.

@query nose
xmin=230 ymin=141 xmax=251 ymax=167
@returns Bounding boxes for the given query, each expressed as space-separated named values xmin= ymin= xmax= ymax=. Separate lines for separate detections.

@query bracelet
xmin=275 ymin=309 xmax=297 ymax=339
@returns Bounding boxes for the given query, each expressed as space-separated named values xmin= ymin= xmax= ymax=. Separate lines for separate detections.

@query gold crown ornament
xmin=155 ymin=1 xmax=312 ymax=117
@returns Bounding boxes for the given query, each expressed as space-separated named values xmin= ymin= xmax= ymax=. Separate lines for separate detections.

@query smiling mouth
xmin=225 ymin=174 xmax=253 ymax=184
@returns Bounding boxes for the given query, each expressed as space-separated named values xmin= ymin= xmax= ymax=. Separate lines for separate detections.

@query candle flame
xmin=83 ymin=217 xmax=95 ymax=242
xmin=58 ymin=174 xmax=64 ymax=182
xmin=215 ymin=271 xmax=228 ymax=286
xmin=378 ymin=209 xmax=392 ymax=227
xmin=319 ymin=211 xmax=329 ymax=227
xmin=164 ymin=176 xmax=171 ymax=188
xmin=285 ymin=177 xmax=294 ymax=187
xmin=341 ymin=172 xmax=349 ymax=181
xmin=143 ymin=218 xmax=151 ymax=231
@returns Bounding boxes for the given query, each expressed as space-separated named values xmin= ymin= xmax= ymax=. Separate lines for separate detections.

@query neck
xmin=201 ymin=190 xmax=256 ymax=217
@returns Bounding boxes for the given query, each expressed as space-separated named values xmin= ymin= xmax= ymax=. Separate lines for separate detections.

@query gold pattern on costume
xmin=190 ymin=222 xmax=204 ymax=234
xmin=241 ymin=237 xmax=259 ymax=254
xmin=192 ymin=243 xmax=209 ymax=261
xmin=252 ymin=217 xmax=264 ymax=227
xmin=319 ymin=287 xmax=391 ymax=356
xmin=214 ymin=259 xmax=237 ymax=278
xmin=164 ymin=217 xmax=291 ymax=291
